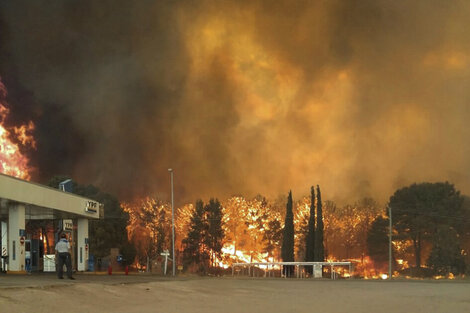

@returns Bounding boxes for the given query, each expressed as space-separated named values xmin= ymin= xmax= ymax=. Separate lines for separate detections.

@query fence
xmin=232 ymin=261 xmax=352 ymax=279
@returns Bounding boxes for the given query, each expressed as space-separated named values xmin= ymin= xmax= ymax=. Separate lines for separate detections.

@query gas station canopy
xmin=0 ymin=173 xmax=102 ymax=220
xmin=0 ymin=173 xmax=103 ymax=273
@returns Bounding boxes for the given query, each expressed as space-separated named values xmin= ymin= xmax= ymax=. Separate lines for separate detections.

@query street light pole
xmin=388 ymin=205 xmax=392 ymax=280
xmin=168 ymin=168 xmax=175 ymax=276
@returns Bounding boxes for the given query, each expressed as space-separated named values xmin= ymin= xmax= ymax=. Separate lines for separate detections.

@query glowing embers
xmin=0 ymin=77 xmax=35 ymax=180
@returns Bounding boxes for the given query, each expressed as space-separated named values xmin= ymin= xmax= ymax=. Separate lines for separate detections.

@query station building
xmin=0 ymin=173 xmax=103 ymax=273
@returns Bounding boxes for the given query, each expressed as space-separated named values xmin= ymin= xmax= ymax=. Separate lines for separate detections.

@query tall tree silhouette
xmin=314 ymin=185 xmax=325 ymax=261
xmin=367 ymin=216 xmax=390 ymax=267
xmin=305 ymin=186 xmax=316 ymax=263
xmin=182 ymin=200 xmax=209 ymax=271
xmin=205 ymin=198 xmax=224 ymax=268
xmin=281 ymin=190 xmax=295 ymax=276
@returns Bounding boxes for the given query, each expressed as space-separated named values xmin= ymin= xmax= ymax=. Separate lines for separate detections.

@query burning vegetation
xmin=120 ymin=184 xmax=470 ymax=279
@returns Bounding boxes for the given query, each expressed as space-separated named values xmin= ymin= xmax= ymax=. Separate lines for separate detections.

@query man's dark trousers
xmin=57 ymin=252 xmax=72 ymax=278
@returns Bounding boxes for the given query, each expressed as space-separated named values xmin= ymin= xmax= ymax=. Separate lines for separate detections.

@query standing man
xmin=55 ymin=233 xmax=74 ymax=280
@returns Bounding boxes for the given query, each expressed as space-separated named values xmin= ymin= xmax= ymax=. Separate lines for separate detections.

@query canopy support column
xmin=8 ymin=203 xmax=25 ymax=272
xmin=77 ymin=218 xmax=89 ymax=271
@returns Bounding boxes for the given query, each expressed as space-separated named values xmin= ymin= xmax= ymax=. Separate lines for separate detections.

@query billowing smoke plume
xmin=1 ymin=0 xmax=469 ymax=203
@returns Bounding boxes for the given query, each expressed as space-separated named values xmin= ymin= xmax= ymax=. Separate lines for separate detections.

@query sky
xmin=0 ymin=0 xmax=469 ymax=204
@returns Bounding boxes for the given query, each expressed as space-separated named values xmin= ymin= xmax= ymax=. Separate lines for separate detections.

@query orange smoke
xmin=0 ymin=77 xmax=35 ymax=180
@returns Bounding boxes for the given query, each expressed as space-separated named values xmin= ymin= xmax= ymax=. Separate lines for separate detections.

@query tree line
xmin=45 ymin=176 xmax=470 ymax=277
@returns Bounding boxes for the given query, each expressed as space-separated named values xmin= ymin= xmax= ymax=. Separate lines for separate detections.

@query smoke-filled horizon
xmin=0 ymin=1 xmax=469 ymax=204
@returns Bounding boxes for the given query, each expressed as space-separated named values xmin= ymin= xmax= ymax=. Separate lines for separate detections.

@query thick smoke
xmin=1 ymin=0 xmax=469 ymax=203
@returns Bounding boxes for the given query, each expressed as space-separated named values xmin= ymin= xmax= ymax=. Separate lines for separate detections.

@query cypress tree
xmin=281 ymin=190 xmax=295 ymax=276
xmin=314 ymin=185 xmax=325 ymax=262
xmin=305 ymin=186 xmax=315 ymax=263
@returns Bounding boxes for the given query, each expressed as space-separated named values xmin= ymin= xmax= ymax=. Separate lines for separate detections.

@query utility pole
xmin=388 ymin=205 xmax=392 ymax=280
xmin=168 ymin=168 xmax=175 ymax=276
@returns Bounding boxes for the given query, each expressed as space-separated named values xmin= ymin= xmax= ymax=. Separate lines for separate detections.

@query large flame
xmin=0 ymin=77 xmax=35 ymax=180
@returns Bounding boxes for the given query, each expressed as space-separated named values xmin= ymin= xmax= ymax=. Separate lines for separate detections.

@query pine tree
xmin=182 ymin=200 xmax=209 ymax=271
xmin=427 ymin=227 xmax=465 ymax=275
xmin=305 ymin=186 xmax=315 ymax=262
xmin=390 ymin=182 xmax=463 ymax=269
xmin=281 ymin=190 xmax=295 ymax=276
xmin=205 ymin=198 xmax=225 ymax=268
xmin=314 ymin=185 xmax=325 ymax=262
xmin=366 ymin=216 xmax=390 ymax=267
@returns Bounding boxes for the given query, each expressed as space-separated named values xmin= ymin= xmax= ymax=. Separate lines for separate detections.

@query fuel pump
xmin=1 ymin=221 xmax=8 ymax=273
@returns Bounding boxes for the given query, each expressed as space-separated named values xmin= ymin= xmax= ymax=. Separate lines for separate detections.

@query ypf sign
xmin=85 ymin=200 xmax=98 ymax=213
xmin=63 ymin=219 xmax=73 ymax=232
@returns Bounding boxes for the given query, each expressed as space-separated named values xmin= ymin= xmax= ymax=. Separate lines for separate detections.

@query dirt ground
xmin=1 ymin=275 xmax=469 ymax=313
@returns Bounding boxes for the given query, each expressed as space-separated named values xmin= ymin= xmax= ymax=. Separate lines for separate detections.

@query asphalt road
xmin=1 ymin=274 xmax=469 ymax=313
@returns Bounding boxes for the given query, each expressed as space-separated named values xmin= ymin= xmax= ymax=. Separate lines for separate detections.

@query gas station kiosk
xmin=0 ymin=173 xmax=102 ymax=273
